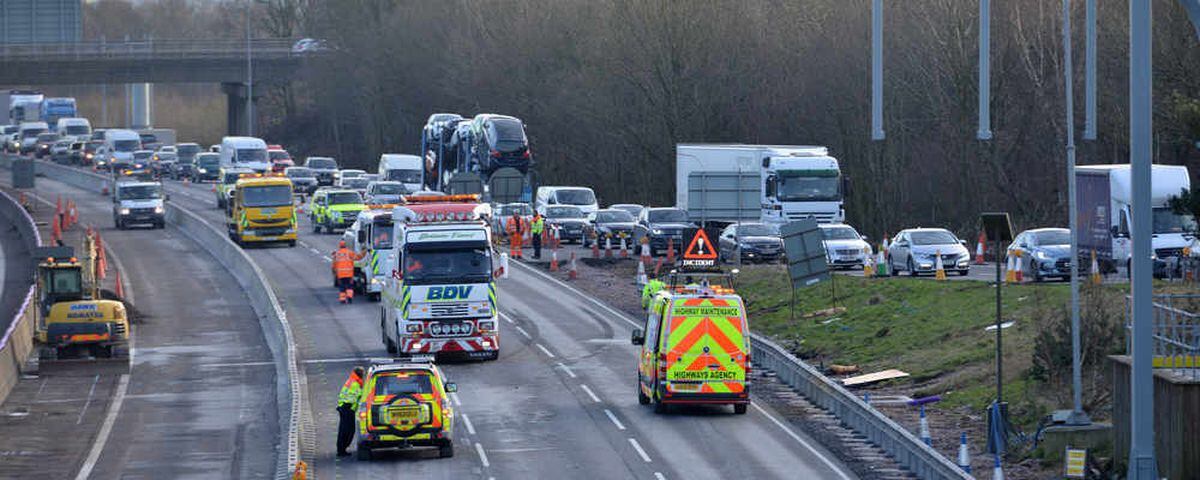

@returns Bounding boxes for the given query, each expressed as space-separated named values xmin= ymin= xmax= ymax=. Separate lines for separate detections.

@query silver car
xmin=1007 ymin=228 xmax=1077 ymax=282
xmin=819 ymin=223 xmax=873 ymax=269
xmin=886 ymin=228 xmax=971 ymax=276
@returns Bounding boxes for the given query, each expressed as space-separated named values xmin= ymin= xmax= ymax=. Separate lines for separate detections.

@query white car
xmin=819 ymin=224 xmax=873 ymax=269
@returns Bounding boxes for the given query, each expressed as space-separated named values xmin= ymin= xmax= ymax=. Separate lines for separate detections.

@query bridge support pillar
xmin=221 ymin=82 xmax=259 ymax=136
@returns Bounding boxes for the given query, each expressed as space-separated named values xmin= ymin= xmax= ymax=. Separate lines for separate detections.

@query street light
xmin=246 ymin=0 xmax=254 ymax=137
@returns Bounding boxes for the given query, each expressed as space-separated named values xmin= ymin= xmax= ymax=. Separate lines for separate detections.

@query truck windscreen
xmin=776 ymin=173 xmax=840 ymax=202
xmin=386 ymin=169 xmax=422 ymax=184
xmin=114 ymin=140 xmax=139 ymax=152
xmin=1153 ymin=207 xmax=1197 ymax=234
xmin=242 ymin=185 xmax=293 ymax=207
xmin=372 ymin=221 xmax=394 ymax=249
xmin=403 ymin=243 xmax=492 ymax=285
xmin=236 ymin=149 xmax=267 ymax=164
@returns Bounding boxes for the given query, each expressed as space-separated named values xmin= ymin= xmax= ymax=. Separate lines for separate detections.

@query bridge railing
xmin=0 ymin=39 xmax=303 ymax=60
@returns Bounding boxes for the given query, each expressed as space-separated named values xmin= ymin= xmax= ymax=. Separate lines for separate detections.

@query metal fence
xmin=0 ymin=39 xmax=303 ymax=61
xmin=749 ymin=333 xmax=972 ymax=480
xmin=1125 ymin=294 xmax=1200 ymax=381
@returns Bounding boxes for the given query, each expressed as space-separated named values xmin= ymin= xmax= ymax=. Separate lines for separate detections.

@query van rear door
xmin=665 ymin=297 xmax=747 ymax=395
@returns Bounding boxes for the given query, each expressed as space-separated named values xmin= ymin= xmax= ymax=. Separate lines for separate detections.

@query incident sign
xmin=681 ymin=228 xmax=720 ymax=268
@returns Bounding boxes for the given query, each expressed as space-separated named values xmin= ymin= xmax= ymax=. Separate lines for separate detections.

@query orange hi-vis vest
xmin=333 ymin=248 xmax=358 ymax=279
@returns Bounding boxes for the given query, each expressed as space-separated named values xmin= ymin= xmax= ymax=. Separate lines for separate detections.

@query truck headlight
xmin=119 ymin=208 xmax=131 ymax=215
xmin=651 ymin=228 xmax=663 ymax=235
xmin=198 ymin=168 xmax=207 ymax=173
xmin=478 ymin=320 xmax=496 ymax=332
xmin=154 ymin=205 xmax=164 ymax=214
xmin=405 ymin=323 xmax=422 ymax=333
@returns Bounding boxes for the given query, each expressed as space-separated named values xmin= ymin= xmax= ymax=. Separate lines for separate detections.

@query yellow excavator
xmin=34 ymin=240 xmax=130 ymax=360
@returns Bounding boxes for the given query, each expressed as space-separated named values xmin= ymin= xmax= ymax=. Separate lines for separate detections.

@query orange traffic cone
xmin=1090 ymin=250 xmax=1102 ymax=285
xmin=51 ymin=215 xmax=61 ymax=244
xmin=591 ymin=233 xmax=601 ymax=258
xmin=974 ymin=232 xmax=986 ymax=265
xmin=567 ymin=252 xmax=578 ymax=280
xmin=640 ymin=238 xmax=651 ymax=266
xmin=666 ymin=240 xmax=675 ymax=264
xmin=338 ymin=290 xmax=347 ymax=304
xmin=56 ymin=196 xmax=63 ymax=217
xmin=550 ymin=249 xmax=560 ymax=272
xmin=114 ymin=269 xmax=125 ymax=299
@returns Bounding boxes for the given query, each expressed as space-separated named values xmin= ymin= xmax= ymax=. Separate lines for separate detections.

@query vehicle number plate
xmin=669 ymin=382 xmax=700 ymax=392
xmin=386 ymin=406 xmax=420 ymax=423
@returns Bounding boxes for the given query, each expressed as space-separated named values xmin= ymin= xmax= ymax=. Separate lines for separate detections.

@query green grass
xmin=737 ymin=265 xmax=1070 ymax=410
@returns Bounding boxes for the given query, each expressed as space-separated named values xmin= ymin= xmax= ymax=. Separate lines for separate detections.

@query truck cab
xmin=346 ymin=206 xmax=397 ymax=301
xmin=379 ymin=154 xmax=426 ymax=193
xmin=112 ymin=181 xmax=166 ymax=229
xmin=227 ymin=173 xmax=297 ymax=246
xmin=381 ymin=195 xmax=499 ymax=361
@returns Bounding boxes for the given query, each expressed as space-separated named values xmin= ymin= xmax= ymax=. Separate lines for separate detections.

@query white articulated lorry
xmin=1076 ymin=164 xmax=1196 ymax=277
xmin=676 ymin=144 xmax=845 ymax=226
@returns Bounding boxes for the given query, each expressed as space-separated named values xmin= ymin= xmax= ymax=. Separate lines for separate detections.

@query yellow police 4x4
xmin=356 ymin=358 xmax=457 ymax=460
xmin=632 ymin=278 xmax=750 ymax=414
xmin=216 ymin=167 xmax=252 ymax=209
xmin=309 ymin=188 xmax=364 ymax=233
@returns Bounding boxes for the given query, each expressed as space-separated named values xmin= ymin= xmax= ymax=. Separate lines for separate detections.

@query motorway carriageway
xmin=163 ymin=179 xmax=856 ymax=480
xmin=0 ymin=172 xmax=277 ymax=478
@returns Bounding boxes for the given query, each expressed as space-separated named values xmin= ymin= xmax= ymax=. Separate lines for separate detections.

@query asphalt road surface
xmin=5 ymin=174 xmax=278 ymax=479
xmin=165 ymin=179 xmax=856 ymax=480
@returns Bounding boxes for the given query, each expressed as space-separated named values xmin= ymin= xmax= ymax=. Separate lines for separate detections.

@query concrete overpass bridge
xmin=0 ymin=38 xmax=319 ymax=134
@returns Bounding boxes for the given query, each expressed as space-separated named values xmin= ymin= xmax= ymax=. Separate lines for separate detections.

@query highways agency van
xmin=632 ymin=274 xmax=750 ymax=414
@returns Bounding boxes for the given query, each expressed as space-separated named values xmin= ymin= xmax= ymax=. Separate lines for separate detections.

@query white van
xmin=18 ymin=121 xmax=49 ymax=153
xmin=103 ymin=129 xmax=141 ymax=166
xmin=219 ymin=136 xmax=270 ymax=172
xmin=378 ymin=153 xmax=424 ymax=193
xmin=55 ymin=118 xmax=92 ymax=138
xmin=535 ymin=186 xmax=599 ymax=216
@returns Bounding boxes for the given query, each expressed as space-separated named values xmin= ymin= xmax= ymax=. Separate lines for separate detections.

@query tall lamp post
xmin=246 ymin=0 xmax=254 ymax=137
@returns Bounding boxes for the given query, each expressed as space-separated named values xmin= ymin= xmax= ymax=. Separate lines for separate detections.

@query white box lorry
xmin=1076 ymin=164 xmax=1195 ymax=276
xmin=675 ymin=144 xmax=845 ymax=226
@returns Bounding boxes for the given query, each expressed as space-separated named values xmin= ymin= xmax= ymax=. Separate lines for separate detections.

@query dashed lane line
xmin=603 ymin=409 xmax=626 ymax=431
xmin=515 ymin=326 xmax=532 ymax=339
xmin=449 ymin=392 xmax=461 ymax=407
xmin=535 ymin=343 xmax=556 ymax=358
xmin=628 ymin=438 xmax=652 ymax=463
xmin=75 ymin=375 xmax=100 ymax=425
xmin=579 ymin=384 xmax=601 ymax=403
xmin=556 ymin=362 xmax=577 ymax=378
xmin=461 ymin=413 xmax=476 ymax=435
xmin=654 ymin=472 xmax=667 ymax=480
xmin=475 ymin=442 xmax=490 ymax=468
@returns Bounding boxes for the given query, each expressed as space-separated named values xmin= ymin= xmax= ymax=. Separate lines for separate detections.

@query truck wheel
xmin=439 ymin=441 xmax=454 ymax=458
xmin=637 ymin=377 xmax=650 ymax=405
xmin=734 ymin=403 xmax=748 ymax=415
xmin=356 ymin=446 xmax=372 ymax=461
xmin=288 ymin=240 xmax=297 ymax=247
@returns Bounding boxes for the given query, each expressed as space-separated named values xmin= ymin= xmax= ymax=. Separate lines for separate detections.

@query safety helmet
xmin=339 ymin=240 xmax=346 ymax=247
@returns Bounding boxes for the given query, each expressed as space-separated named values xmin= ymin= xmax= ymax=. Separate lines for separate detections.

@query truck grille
xmin=786 ymin=212 xmax=836 ymax=223
xmin=429 ymin=303 xmax=470 ymax=318
xmin=1156 ymin=248 xmax=1183 ymax=259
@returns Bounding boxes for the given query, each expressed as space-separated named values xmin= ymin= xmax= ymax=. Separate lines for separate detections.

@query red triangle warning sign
xmin=683 ymin=228 xmax=718 ymax=260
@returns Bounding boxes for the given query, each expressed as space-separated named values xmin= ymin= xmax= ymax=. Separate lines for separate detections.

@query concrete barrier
xmin=23 ymin=160 xmax=304 ymax=479
xmin=0 ymin=189 xmax=41 ymax=408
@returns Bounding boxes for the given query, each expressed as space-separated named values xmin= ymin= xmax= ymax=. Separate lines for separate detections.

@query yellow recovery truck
xmin=227 ymin=173 xmax=298 ymax=247
xmin=34 ymin=244 xmax=130 ymax=360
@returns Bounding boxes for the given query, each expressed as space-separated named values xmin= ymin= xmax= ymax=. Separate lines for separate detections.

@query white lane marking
xmin=628 ymin=438 xmax=652 ymax=463
xmin=515 ymin=326 xmax=531 ymax=339
xmin=511 ymin=260 xmax=640 ymax=328
xmin=75 ymin=374 xmax=130 ymax=480
xmin=474 ymin=442 xmax=490 ymax=468
xmin=199 ymin=360 xmax=275 ymax=368
xmin=556 ymin=362 xmax=577 ymax=378
xmin=75 ymin=375 xmax=100 ymax=425
xmin=603 ymin=409 xmax=626 ymax=430
xmin=308 ymin=248 xmax=320 ymax=255
xmin=449 ymin=392 xmax=461 ymax=407
xmin=535 ymin=343 xmax=556 ymax=358
xmin=751 ymin=403 xmax=854 ymax=480
xmin=579 ymin=384 xmax=601 ymax=403
xmin=654 ymin=473 xmax=667 ymax=480
xmin=298 ymin=241 xmax=310 ymax=248
xmin=321 ymin=255 xmax=332 ymax=262
xmin=461 ymin=413 xmax=476 ymax=435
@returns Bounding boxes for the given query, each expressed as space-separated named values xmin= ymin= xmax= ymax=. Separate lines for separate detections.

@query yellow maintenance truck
xmin=227 ymin=172 xmax=298 ymax=247
xmin=34 ymin=245 xmax=130 ymax=360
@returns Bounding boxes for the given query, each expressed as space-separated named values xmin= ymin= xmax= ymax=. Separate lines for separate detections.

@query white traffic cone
xmin=636 ymin=260 xmax=647 ymax=286
xmin=919 ymin=405 xmax=932 ymax=446
xmin=957 ymin=432 xmax=971 ymax=473
xmin=1090 ymin=250 xmax=1102 ymax=285
xmin=1005 ymin=255 xmax=1016 ymax=284
xmin=934 ymin=251 xmax=947 ymax=281
xmin=500 ymin=253 xmax=510 ymax=279
xmin=992 ymin=454 xmax=1004 ymax=480
xmin=863 ymin=249 xmax=875 ymax=277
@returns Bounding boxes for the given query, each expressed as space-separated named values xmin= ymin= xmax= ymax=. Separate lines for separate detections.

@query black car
xmin=192 ymin=153 xmax=221 ymax=182
xmin=34 ymin=133 xmax=60 ymax=158
xmin=471 ymin=115 xmax=531 ymax=175
xmin=543 ymin=205 xmax=589 ymax=244
xmin=588 ymin=209 xmax=638 ymax=248
xmin=175 ymin=143 xmax=202 ymax=178
xmin=304 ymin=156 xmax=339 ymax=186
xmin=636 ymin=208 xmax=696 ymax=255
xmin=286 ymin=167 xmax=320 ymax=195
xmin=718 ymin=223 xmax=784 ymax=264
